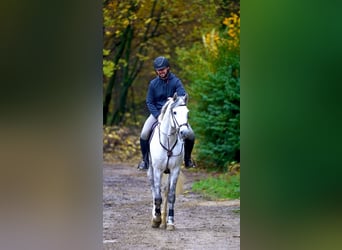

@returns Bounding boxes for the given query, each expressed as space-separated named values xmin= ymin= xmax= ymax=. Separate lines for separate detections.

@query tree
xmin=103 ymin=0 xmax=157 ymax=125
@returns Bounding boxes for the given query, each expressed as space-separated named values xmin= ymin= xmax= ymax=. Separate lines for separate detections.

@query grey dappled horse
xmin=147 ymin=93 xmax=190 ymax=230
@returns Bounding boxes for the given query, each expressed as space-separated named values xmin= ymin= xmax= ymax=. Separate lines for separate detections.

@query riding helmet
xmin=153 ymin=56 xmax=170 ymax=70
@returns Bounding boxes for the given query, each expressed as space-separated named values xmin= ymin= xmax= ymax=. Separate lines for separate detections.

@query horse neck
xmin=159 ymin=108 xmax=178 ymax=145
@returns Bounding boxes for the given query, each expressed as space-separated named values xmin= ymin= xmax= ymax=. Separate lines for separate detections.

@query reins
xmin=157 ymin=103 xmax=187 ymax=170
xmin=158 ymin=126 xmax=184 ymax=171
xmin=158 ymin=127 xmax=181 ymax=157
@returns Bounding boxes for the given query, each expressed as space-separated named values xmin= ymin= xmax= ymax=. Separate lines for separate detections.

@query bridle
xmin=170 ymin=104 xmax=189 ymax=135
xmin=158 ymin=102 xmax=189 ymax=159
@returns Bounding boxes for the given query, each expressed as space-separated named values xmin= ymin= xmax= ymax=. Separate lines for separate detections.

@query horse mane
xmin=158 ymin=94 xmax=187 ymax=123
xmin=158 ymin=98 xmax=173 ymax=123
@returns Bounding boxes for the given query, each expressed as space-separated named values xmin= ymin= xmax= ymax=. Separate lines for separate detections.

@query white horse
xmin=147 ymin=92 xmax=190 ymax=230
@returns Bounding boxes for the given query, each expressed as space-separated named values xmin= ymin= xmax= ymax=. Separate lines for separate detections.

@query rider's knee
xmin=141 ymin=133 xmax=149 ymax=140
xmin=141 ymin=128 xmax=151 ymax=140
xmin=187 ymin=131 xmax=195 ymax=141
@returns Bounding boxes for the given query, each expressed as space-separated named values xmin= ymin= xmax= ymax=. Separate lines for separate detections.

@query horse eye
xmin=173 ymin=111 xmax=177 ymax=115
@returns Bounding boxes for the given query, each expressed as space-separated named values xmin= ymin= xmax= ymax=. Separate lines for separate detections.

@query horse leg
xmin=166 ymin=167 xmax=180 ymax=230
xmin=160 ymin=174 xmax=170 ymax=229
xmin=147 ymin=165 xmax=157 ymax=226
xmin=151 ymin=168 xmax=162 ymax=228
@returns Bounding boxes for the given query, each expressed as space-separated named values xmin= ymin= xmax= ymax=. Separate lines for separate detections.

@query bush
xmin=192 ymin=47 xmax=239 ymax=169
xmin=177 ymin=12 xmax=240 ymax=171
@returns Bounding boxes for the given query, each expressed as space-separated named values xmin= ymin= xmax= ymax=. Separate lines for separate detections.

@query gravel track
xmin=103 ymin=163 xmax=240 ymax=250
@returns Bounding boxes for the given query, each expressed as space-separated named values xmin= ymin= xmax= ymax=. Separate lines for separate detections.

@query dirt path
xmin=103 ymin=163 xmax=240 ymax=250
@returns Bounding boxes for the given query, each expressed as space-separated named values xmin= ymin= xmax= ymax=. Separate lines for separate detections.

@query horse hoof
xmin=166 ymin=224 xmax=175 ymax=231
xmin=152 ymin=222 xmax=161 ymax=228
xmin=151 ymin=216 xmax=161 ymax=228
xmin=160 ymin=223 xmax=166 ymax=229
xmin=151 ymin=220 xmax=161 ymax=228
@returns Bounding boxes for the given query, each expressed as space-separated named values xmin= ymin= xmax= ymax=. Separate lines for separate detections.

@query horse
xmin=147 ymin=92 xmax=190 ymax=230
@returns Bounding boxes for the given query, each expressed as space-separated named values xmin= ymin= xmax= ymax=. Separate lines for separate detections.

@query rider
xmin=137 ymin=56 xmax=195 ymax=170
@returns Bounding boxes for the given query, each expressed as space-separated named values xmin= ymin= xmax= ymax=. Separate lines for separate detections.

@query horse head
xmin=170 ymin=93 xmax=190 ymax=140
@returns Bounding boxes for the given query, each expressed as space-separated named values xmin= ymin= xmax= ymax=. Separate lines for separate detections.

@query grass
xmin=192 ymin=173 xmax=240 ymax=200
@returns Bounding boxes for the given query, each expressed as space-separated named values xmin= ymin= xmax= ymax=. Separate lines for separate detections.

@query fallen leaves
xmin=103 ymin=126 xmax=141 ymax=164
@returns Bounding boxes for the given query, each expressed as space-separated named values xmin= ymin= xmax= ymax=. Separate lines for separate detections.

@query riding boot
xmin=184 ymin=138 xmax=195 ymax=168
xmin=137 ymin=138 xmax=149 ymax=170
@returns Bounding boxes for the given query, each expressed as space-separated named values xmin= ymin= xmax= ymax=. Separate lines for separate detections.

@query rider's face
xmin=156 ymin=67 xmax=169 ymax=78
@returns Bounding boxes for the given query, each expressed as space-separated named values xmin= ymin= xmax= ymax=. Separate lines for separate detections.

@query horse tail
xmin=161 ymin=170 xmax=185 ymax=196
xmin=176 ymin=170 xmax=185 ymax=195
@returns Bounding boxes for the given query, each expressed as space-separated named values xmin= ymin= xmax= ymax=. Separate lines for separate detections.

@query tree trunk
xmin=110 ymin=24 xmax=134 ymax=125
xmin=103 ymin=25 xmax=131 ymax=125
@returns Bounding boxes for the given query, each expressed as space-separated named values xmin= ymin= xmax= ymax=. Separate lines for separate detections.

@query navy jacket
xmin=146 ymin=72 xmax=187 ymax=118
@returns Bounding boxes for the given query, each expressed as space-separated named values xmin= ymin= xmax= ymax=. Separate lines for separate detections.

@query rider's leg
xmin=184 ymin=125 xmax=195 ymax=168
xmin=138 ymin=115 xmax=157 ymax=170
xmin=138 ymin=138 xmax=150 ymax=170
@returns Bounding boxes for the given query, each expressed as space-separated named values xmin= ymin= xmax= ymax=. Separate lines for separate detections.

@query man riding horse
xmin=137 ymin=56 xmax=195 ymax=170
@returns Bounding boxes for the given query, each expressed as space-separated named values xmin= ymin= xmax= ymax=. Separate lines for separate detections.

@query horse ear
xmin=184 ymin=94 xmax=188 ymax=103
xmin=173 ymin=92 xmax=178 ymax=101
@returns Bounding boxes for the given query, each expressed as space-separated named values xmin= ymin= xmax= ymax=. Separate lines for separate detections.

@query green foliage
xmin=177 ymin=41 xmax=240 ymax=170
xmin=103 ymin=59 xmax=114 ymax=78
xmin=192 ymin=173 xmax=240 ymax=199
xmin=176 ymin=9 xmax=240 ymax=170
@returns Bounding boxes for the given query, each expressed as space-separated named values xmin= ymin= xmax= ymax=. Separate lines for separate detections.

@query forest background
xmin=103 ymin=0 xmax=240 ymax=171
